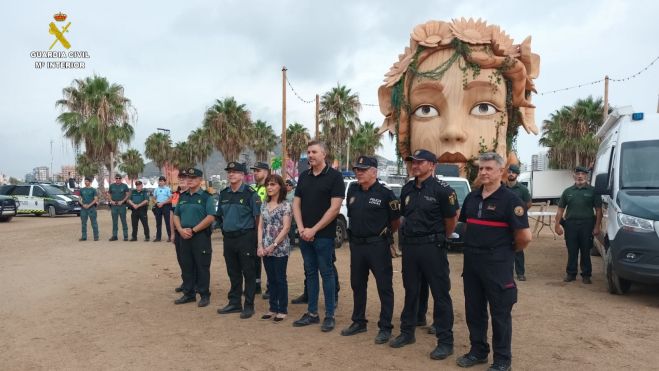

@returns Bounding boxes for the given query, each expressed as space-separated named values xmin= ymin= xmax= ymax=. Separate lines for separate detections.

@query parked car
xmin=0 ymin=183 xmax=80 ymax=217
xmin=0 ymin=194 xmax=18 ymax=222
xmin=436 ymin=175 xmax=472 ymax=251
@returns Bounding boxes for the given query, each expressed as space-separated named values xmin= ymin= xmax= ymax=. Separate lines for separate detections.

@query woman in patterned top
xmin=257 ymin=174 xmax=292 ymax=321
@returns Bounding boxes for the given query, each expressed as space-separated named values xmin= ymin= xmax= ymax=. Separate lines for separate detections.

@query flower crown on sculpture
xmin=380 ymin=18 xmax=540 ymax=144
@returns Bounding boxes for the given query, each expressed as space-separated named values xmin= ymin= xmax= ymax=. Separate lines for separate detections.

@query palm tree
xmin=118 ymin=148 xmax=145 ymax=186
xmin=187 ymin=127 xmax=213 ymax=176
xmin=286 ymin=122 xmax=311 ymax=165
xmin=540 ymin=96 xmax=604 ymax=169
xmin=56 ymin=75 xmax=136 ymax=192
xmin=172 ymin=141 xmax=196 ymax=170
xmin=203 ymin=97 xmax=253 ymax=162
xmin=144 ymin=132 xmax=172 ymax=175
xmin=75 ymin=153 xmax=98 ymax=179
xmin=319 ymin=84 xmax=361 ymax=168
xmin=251 ymin=120 xmax=278 ymax=162
xmin=349 ymin=121 xmax=383 ymax=160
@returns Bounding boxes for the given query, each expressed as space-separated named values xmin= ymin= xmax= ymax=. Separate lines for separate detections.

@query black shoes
xmin=109 ymin=236 xmax=118 ymax=241
xmin=174 ymin=286 xmax=183 ymax=293
xmin=153 ymin=238 xmax=161 ymax=242
xmin=262 ymin=292 xmax=270 ymax=300
xmin=292 ymin=312 xmax=320 ymax=327
xmin=375 ymin=329 xmax=392 ymax=344
xmin=145 ymin=237 xmax=150 ymax=242
xmin=240 ymin=307 xmax=255 ymax=319
xmin=79 ymin=238 xmax=86 ymax=241
xmin=563 ymin=275 xmax=576 ymax=282
xmin=341 ymin=322 xmax=367 ymax=336
xmin=217 ymin=304 xmax=242 ymax=314
xmin=487 ymin=363 xmax=512 ymax=371
xmin=129 ymin=237 xmax=137 ymax=241
xmin=93 ymin=237 xmax=99 ymax=241
xmin=198 ymin=297 xmax=210 ymax=307
xmin=123 ymin=237 xmax=128 ymax=241
xmin=321 ymin=317 xmax=335 ymax=332
xmin=517 ymin=274 xmax=526 ymax=281
xmin=255 ymin=285 xmax=262 ymax=295
xmin=456 ymin=353 xmax=489 ymax=368
xmin=291 ymin=293 xmax=308 ymax=304
xmin=389 ymin=334 xmax=416 ymax=348
xmin=428 ymin=326 xmax=436 ymax=335
xmin=583 ymin=276 xmax=592 ymax=284
xmin=174 ymin=295 xmax=196 ymax=305
xmin=430 ymin=343 xmax=454 ymax=360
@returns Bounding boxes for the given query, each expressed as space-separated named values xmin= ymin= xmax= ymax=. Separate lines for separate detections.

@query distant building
xmin=33 ymin=166 xmax=49 ymax=182
xmin=531 ymin=152 xmax=548 ymax=171
xmin=61 ymin=165 xmax=77 ymax=180
xmin=25 ymin=173 xmax=36 ymax=182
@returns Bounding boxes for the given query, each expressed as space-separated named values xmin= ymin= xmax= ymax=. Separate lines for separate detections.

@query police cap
xmin=405 ymin=149 xmax=437 ymax=163
xmin=250 ymin=162 xmax=270 ymax=171
xmin=225 ymin=161 xmax=247 ymax=174
xmin=508 ymin=164 xmax=521 ymax=174
xmin=352 ymin=155 xmax=378 ymax=170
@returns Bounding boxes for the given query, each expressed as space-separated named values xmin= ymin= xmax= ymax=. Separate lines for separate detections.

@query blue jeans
xmin=263 ymin=256 xmax=288 ymax=314
xmin=300 ymin=238 xmax=336 ymax=317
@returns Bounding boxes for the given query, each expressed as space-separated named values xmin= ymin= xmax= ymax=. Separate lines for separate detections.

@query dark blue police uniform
xmin=459 ymin=184 xmax=529 ymax=367
xmin=346 ymin=174 xmax=400 ymax=334
xmin=398 ymin=175 xmax=458 ymax=346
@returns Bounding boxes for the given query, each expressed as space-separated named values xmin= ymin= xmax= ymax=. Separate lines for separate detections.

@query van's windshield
xmin=42 ymin=184 xmax=67 ymax=195
xmin=620 ymin=140 xmax=659 ymax=189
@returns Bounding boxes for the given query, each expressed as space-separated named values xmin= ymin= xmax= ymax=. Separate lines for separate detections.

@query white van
xmin=592 ymin=107 xmax=659 ymax=294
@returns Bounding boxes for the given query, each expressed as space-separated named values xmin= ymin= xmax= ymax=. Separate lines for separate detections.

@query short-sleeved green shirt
xmin=507 ymin=182 xmax=531 ymax=206
xmin=79 ymin=187 xmax=97 ymax=205
xmin=175 ymin=189 xmax=216 ymax=228
xmin=558 ymin=184 xmax=602 ymax=220
xmin=130 ymin=189 xmax=149 ymax=205
xmin=217 ymin=184 xmax=261 ymax=232
xmin=108 ymin=183 xmax=129 ymax=201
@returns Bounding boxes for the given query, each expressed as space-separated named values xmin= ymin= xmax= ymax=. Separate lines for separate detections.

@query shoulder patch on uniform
xmin=404 ymin=195 xmax=410 ymax=205
xmin=389 ymin=199 xmax=400 ymax=211
xmin=349 ymin=196 xmax=356 ymax=205
xmin=514 ymin=206 xmax=524 ymax=216
xmin=438 ymin=180 xmax=449 ymax=187
xmin=448 ymin=192 xmax=456 ymax=206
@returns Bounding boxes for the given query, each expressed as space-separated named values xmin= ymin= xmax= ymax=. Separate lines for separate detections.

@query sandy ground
xmin=1 ymin=210 xmax=659 ymax=371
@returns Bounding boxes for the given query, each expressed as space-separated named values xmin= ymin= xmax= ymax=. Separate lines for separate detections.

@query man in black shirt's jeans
xmin=292 ymin=140 xmax=345 ymax=332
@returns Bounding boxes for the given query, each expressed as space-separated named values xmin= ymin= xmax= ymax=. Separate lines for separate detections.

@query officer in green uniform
xmin=173 ymin=168 xmax=217 ymax=308
xmin=506 ymin=164 xmax=532 ymax=281
xmin=128 ymin=180 xmax=150 ymax=242
xmin=554 ymin=166 xmax=603 ymax=284
xmin=251 ymin=162 xmax=270 ymax=298
xmin=217 ymin=161 xmax=261 ymax=319
xmin=108 ymin=174 xmax=130 ymax=241
xmin=79 ymin=177 xmax=99 ymax=241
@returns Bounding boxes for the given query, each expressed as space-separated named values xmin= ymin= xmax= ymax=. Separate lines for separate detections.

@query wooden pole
xmin=282 ymin=66 xmax=287 ymax=181
xmin=315 ymin=94 xmax=320 ymax=139
xmin=603 ymin=75 xmax=609 ymax=121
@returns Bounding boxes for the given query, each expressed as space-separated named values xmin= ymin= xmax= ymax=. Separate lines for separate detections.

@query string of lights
xmin=285 ymin=76 xmax=315 ymax=104
xmin=536 ymin=55 xmax=658 ymax=96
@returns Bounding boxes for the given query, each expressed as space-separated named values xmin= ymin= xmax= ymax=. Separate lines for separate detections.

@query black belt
xmin=222 ymin=228 xmax=254 ymax=238
xmin=350 ymin=235 xmax=388 ymax=244
xmin=400 ymin=233 xmax=445 ymax=244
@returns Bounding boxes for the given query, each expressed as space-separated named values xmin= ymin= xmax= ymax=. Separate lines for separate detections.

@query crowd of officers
xmin=77 ymin=141 xmax=603 ymax=371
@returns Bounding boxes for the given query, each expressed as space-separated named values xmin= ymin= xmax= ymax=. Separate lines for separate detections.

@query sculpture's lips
xmin=438 ymin=152 xmax=468 ymax=163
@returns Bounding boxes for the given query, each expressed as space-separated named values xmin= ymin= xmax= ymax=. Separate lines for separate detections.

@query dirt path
xmin=1 ymin=211 xmax=658 ymax=370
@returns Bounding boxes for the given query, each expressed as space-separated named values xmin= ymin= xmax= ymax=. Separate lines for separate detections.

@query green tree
xmin=8 ymin=177 xmax=18 ymax=185
xmin=144 ymin=132 xmax=172 ymax=174
xmin=187 ymin=127 xmax=213 ymax=176
xmin=539 ymin=96 xmax=604 ymax=169
xmin=319 ymin=84 xmax=361 ymax=168
xmin=75 ymin=153 xmax=99 ymax=179
xmin=56 ymin=75 xmax=136 ymax=192
xmin=203 ymin=97 xmax=253 ymax=162
xmin=251 ymin=120 xmax=278 ymax=162
xmin=286 ymin=122 xmax=311 ymax=165
xmin=349 ymin=121 xmax=382 ymax=160
xmin=118 ymin=148 xmax=145 ymax=186
xmin=172 ymin=141 xmax=196 ymax=170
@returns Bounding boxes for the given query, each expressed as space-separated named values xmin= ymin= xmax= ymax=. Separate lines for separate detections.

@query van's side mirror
xmin=594 ymin=173 xmax=611 ymax=195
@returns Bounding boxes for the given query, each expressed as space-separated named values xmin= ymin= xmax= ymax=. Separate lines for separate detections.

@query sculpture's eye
xmin=470 ymin=102 xmax=498 ymax=116
xmin=413 ymin=105 xmax=439 ymax=118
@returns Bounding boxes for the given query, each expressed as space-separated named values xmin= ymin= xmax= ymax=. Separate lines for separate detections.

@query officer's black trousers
xmin=174 ymin=232 xmax=196 ymax=287
xmin=153 ymin=204 xmax=171 ymax=240
xmin=130 ymin=206 xmax=150 ymax=239
xmin=180 ymin=232 xmax=212 ymax=298
xmin=350 ymin=239 xmax=394 ymax=330
xmin=417 ymin=276 xmax=430 ymax=324
xmin=463 ymin=248 xmax=517 ymax=365
xmin=400 ymin=242 xmax=453 ymax=344
xmin=564 ymin=219 xmax=594 ymax=277
xmin=514 ymin=251 xmax=525 ymax=276
xmin=224 ymin=230 xmax=257 ymax=308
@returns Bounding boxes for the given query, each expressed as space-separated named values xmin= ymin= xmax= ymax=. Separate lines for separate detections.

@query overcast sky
xmin=1 ymin=0 xmax=657 ymax=178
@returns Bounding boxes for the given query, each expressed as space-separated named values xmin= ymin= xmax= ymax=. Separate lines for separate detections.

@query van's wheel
xmin=605 ymin=248 xmax=631 ymax=295
xmin=335 ymin=217 xmax=347 ymax=248
xmin=48 ymin=205 xmax=56 ymax=218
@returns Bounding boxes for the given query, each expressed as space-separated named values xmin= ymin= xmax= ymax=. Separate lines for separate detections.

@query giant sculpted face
xmin=378 ymin=18 xmax=540 ymax=178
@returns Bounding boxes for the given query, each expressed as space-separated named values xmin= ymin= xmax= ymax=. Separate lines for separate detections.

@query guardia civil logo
xmin=30 ymin=12 xmax=91 ymax=70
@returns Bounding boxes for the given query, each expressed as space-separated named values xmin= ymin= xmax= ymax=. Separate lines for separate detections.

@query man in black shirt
xmin=292 ymin=140 xmax=345 ymax=332
xmin=456 ymin=152 xmax=531 ymax=371
xmin=389 ymin=149 xmax=458 ymax=363
xmin=340 ymin=156 xmax=400 ymax=344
